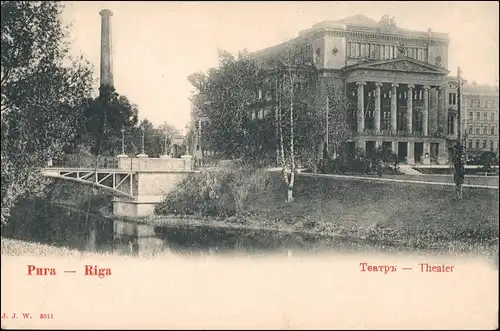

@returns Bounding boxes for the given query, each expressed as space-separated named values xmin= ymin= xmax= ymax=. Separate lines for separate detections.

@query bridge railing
xmin=50 ymin=154 xmax=119 ymax=169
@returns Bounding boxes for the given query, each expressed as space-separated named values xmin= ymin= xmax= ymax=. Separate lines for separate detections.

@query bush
xmin=478 ymin=151 xmax=498 ymax=170
xmin=318 ymin=147 xmax=400 ymax=176
xmin=155 ymin=162 xmax=271 ymax=217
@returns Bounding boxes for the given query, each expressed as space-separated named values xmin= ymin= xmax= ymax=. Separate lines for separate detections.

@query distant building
xmin=462 ymin=82 xmax=499 ymax=157
xmin=246 ymin=14 xmax=462 ymax=165
xmin=192 ymin=14 xmax=496 ymax=165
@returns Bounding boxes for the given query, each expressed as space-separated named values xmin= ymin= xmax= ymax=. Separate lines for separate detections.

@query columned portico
xmin=343 ymin=55 xmax=451 ymax=165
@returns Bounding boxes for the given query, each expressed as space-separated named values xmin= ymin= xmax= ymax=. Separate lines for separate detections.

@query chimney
xmin=99 ymin=9 xmax=114 ymax=88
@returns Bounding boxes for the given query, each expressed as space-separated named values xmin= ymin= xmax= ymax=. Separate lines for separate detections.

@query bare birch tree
xmin=269 ymin=44 xmax=315 ymax=202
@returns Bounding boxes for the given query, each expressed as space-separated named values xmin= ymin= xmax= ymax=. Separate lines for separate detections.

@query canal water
xmin=1 ymin=196 xmax=339 ymax=257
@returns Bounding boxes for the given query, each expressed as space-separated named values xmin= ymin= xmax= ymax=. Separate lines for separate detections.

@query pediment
xmin=344 ymin=56 xmax=449 ymax=74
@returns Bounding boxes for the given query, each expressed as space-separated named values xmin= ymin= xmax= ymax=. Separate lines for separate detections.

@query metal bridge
xmin=43 ymin=155 xmax=136 ymax=198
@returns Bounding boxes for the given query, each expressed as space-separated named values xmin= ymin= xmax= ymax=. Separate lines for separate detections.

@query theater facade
xmin=248 ymin=14 xmax=460 ymax=165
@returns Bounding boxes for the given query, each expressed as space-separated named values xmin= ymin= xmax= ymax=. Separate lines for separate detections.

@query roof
xmin=463 ymin=83 xmax=499 ymax=95
xmin=343 ymin=55 xmax=449 ymax=75
xmin=330 ymin=14 xmax=378 ymax=27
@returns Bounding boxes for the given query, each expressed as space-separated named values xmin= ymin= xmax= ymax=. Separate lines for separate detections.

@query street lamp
xmin=117 ymin=128 xmax=127 ymax=158
xmin=141 ymin=126 xmax=145 ymax=155
xmin=137 ymin=125 xmax=148 ymax=158
xmin=121 ymin=128 xmax=125 ymax=155
xmin=184 ymin=124 xmax=190 ymax=156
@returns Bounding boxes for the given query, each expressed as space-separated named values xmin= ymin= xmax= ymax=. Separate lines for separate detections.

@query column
xmin=392 ymin=141 xmax=398 ymax=157
xmin=407 ymin=84 xmax=414 ymax=133
xmin=423 ymin=85 xmax=430 ymax=136
xmin=423 ymin=141 xmax=430 ymax=165
xmin=438 ymin=86 xmax=446 ymax=134
xmin=407 ymin=141 xmax=414 ymax=164
xmin=356 ymin=82 xmax=366 ymax=133
xmin=453 ymin=114 xmax=458 ymax=136
xmin=391 ymin=83 xmax=398 ymax=132
xmin=374 ymin=83 xmax=382 ymax=133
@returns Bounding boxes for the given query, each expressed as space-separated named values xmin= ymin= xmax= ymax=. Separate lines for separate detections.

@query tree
xmin=324 ymin=88 xmax=353 ymax=159
xmin=157 ymin=121 xmax=178 ymax=155
xmin=73 ymin=85 xmax=138 ymax=156
xmin=268 ymin=43 xmax=316 ymax=202
xmin=187 ymin=50 xmax=262 ymax=159
xmin=452 ymin=142 xmax=466 ymax=200
xmin=1 ymin=1 xmax=94 ymax=224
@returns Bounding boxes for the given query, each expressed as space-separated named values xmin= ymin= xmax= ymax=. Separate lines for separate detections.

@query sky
xmin=63 ymin=1 xmax=499 ymax=130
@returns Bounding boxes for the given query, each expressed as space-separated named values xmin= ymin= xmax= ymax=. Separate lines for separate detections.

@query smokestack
xmin=99 ymin=9 xmax=114 ymax=88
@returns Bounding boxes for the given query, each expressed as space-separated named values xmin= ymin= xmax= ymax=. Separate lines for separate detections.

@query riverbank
xmin=147 ymin=172 xmax=499 ymax=258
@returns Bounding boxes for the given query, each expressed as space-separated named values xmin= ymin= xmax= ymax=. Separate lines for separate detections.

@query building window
xmin=468 ymin=112 xmax=473 ymax=120
xmin=483 ymin=140 xmax=487 ymax=149
xmin=483 ymin=112 xmax=488 ymax=120
xmin=468 ymin=126 xmax=473 ymax=134
xmin=476 ymin=140 xmax=480 ymax=149
xmin=491 ymin=112 xmax=495 ymax=121
xmin=468 ymin=140 xmax=473 ymax=149
xmin=384 ymin=45 xmax=390 ymax=59
xmin=483 ymin=126 xmax=487 ymax=134
xmin=491 ymin=141 xmax=495 ymax=150
xmin=476 ymin=127 xmax=480 ymax=134
xmin=369 ymin=44 xmax=375 ymax=58
xmin=448 ymin=93 xmax=457 ymax=106
xmin=491 ymin=126 xmax=495 ymax=135
xmin=476 ymin=112 xmax=480 ymax=120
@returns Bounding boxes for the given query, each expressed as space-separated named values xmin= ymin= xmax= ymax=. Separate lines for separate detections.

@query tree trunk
xmin=287 ymin=70 xmax=295 ymax=203
xmin=275 ymin=76 xmax=280 ymax=166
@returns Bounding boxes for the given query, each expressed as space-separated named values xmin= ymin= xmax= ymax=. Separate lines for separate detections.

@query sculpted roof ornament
xmin=343 ymin=57 xmax=449 ymax=75
xmin=378 ymin=15 xmax=397 ymax=33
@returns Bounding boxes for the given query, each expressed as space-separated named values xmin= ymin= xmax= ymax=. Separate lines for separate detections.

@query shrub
xmin=155 ymin=162 xmax=271 ymax=217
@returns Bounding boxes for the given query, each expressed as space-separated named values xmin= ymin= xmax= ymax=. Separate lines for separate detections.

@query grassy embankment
xmin=151 ymin=171 xmax=499 ymax=256
xmin=2 ymin=172 xmax=498 ymax=258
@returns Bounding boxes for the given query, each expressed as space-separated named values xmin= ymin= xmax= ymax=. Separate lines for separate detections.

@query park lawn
xmin=242 ymin=172 xmax=499 ymax=253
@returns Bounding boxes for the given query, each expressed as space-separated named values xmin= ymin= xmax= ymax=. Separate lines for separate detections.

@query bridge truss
xmin=43 ymin=168 xmax=136 ymax=198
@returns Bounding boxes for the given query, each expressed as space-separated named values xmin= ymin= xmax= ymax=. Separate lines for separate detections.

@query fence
xmin=50 ymin=154 xmax=119 ymax=169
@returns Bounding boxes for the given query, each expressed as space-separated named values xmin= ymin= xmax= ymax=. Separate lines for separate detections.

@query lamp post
xmin=137 ymin=125 xmax=148 ymax=158
xmin=184 ymin=124 xmax=190 ymax=156
xmin=141 ymin=126 xmax=145 ymax=155
xmin=121 ymin=128 xmax=125 ymax=155
xmin=117 ymin=128 xmax=127 ymax=158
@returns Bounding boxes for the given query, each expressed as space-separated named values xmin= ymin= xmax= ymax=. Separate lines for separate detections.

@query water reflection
xmin=2 ymin=199 xmax=333 ymax=257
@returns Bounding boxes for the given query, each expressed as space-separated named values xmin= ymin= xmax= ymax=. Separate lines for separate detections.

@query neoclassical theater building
xmin=246 ymin=14 xmax=462 ymax=165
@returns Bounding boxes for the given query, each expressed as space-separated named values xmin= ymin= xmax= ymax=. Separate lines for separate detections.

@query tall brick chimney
xmin=99 ymin=9 xmax=114 ymax=88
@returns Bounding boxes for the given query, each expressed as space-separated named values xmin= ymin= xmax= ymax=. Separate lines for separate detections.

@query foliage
xmin=478 ymin=151 xmax=498 ymax=170
xmin=71 ymin=85 xmax=139 ymax=156
xmin=452 ymin=143 xmax=466 ymax=187
xmin=188 ymin=50 xmax=263 ymax=159
xmin=322 ymin=87 xmax=353 ymax=158
xmin=319 ymin=146 xmax=400 ymax=175
xmin=1 ymin=1 xmax=94 ymax=224
xmin=155 ymin=163 xmax=271 ymax=217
